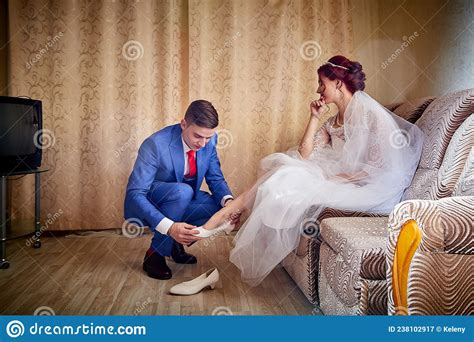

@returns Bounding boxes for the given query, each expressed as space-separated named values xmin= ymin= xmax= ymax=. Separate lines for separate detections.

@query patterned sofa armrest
xmin=386 ymin=196 xmax=474 ymax=315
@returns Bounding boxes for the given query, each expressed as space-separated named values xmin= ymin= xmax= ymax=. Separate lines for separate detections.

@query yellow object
xmin=392 ymin=219 xmax=422 ymax=315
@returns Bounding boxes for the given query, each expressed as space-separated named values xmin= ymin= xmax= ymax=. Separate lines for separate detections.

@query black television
xmin=0 ymin=96 xmax=43 ymax=173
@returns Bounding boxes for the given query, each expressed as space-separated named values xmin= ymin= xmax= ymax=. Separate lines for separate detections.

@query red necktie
xmin=186 ymin=150 xmax=196 ymax=178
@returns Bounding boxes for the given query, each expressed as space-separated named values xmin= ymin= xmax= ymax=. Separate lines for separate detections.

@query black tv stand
xmin=0 ymin=168 xmax=49 ymax=269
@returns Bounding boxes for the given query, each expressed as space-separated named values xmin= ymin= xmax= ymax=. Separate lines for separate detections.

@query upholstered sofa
xmin=282 ymin=88 xmax=474 ymax=315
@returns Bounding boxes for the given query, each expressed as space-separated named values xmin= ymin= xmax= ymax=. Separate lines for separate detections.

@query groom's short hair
xmin=185 ymin=100 xmax=219 ymax=129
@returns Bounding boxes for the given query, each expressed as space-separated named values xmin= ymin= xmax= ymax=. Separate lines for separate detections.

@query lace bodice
xmin=312 ymin=115 xmax=346 ymax=155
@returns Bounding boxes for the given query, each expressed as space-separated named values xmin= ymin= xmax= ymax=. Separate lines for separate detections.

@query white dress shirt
xmin=155 ymin=137 xmax=233 ymax=235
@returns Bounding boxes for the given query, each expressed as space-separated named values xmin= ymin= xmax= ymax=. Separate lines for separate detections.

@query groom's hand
xmin=168 ymin=222 xmax=201 ymax=245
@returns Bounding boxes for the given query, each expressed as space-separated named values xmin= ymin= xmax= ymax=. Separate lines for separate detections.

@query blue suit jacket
xmin=124 ymin=124 xmax=232 ymax=230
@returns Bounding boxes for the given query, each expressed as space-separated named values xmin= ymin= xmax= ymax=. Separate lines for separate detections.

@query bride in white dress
xmin=199 ymin=55 xmax=424 ymax=285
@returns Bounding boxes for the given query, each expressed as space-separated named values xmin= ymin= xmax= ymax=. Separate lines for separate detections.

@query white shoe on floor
xmin=194 ymin=221 xmax=235 ymax=238
xmin=169 ymin=268 xmax=219 ymax=296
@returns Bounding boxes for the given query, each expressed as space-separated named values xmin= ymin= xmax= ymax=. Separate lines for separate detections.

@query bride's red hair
xmin=317 ymin=55 xmax=366 ymax=94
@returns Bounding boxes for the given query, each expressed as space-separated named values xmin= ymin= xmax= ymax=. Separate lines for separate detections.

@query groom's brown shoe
xmin=143 ymin=248 xmax=172 ymax=280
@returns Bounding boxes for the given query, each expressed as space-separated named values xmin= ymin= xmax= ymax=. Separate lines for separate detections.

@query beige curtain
xmin=8 ymin=0 xmax=353 ymax=230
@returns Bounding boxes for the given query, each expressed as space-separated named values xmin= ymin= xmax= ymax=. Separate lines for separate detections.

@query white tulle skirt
xmin=229 ymin=150 xmax=403 ymax=286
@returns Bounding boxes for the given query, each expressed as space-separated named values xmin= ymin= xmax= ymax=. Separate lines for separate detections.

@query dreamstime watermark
xmin=34 ymin=306 xmax=56 ymax=316
xmin=381 ymin=31 xmax=419 ymax=69
xmin=134 ymin=297 xmax=152 ymax=315
xmin=26 ymin=32 xmax=64 ymax=70
xmin=33 ymin=129 xmax=56 ymax=150
xmin=5 ymin=320 xmax=146 ymax=338
xmin=211 ymin=306 xmax=233 ymax=315
xmin=122 ymin=218 xmax=145 ymax=238
xmin=300 ymin=218 xmax=320 ymax=239
xmin=202 ymin=229 xmax=225 ymax=247
xmin=204 ymin=31 xmax=241 ymax=69
xmin=216 ymin=129 xmax=233 ymax=150
xmin=26 ymin=209 xmax=63 ymax=247
xmin=299 ymin=40 xmax=322 ymax=61
xmin=6 ymin=320 xmax=24 ymax=338
xmin=122 ymin=40 xmax=144 ymax=61
xmin=115 ymin=135 xmax=137 ymax=158
xmin=389 ymin=129 xmax=411 ymax=149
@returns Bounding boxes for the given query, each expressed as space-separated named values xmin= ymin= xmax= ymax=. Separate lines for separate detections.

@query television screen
xmin=0 ymin=96 xmax=42 ymax=172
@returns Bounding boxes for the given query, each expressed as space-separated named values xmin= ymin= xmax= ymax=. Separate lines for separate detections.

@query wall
xmin=352 ymin=0 xmax=473 ymax=104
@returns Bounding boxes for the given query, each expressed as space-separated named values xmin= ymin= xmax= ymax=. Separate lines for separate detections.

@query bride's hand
xmin=310 ymin=97 xmax=327 ymax=119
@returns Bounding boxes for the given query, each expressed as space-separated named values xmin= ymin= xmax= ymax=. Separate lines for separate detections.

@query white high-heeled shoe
xmin=193 ymin=221 xmax=235 ymax=238
xmin=169 ymin=268 xmax=219 ymax=296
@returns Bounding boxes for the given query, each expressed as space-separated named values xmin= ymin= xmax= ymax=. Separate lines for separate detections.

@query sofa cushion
xmin=295 ymin=206 xmax=383 ymax=257
xmin=402 ymin=168 xmax=439 ymax=200
xmin=416 ymin=88 xmax=474 ymax=169
xmin=392 ymin=96 xmax=436 ymax=123
xmin=453 ymin=147 xmax=474 ymax=196
xmin=385 ymin=102 xmax=403 ymax=112
xmin=319 ymin=217 xmax=388 ymax=272
xmin=403 ymin=115 xmax=474 ymax=201
xmin=433 ymin=115 xmax=474 ymax=198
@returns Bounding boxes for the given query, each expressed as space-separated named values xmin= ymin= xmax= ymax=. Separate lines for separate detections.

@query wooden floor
xmin=0 ymin=231 xmax=313 ymax=315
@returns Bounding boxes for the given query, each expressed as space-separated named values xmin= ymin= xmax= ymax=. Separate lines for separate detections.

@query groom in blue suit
xmin=124 ymin=100 xmax=234 ymax=280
